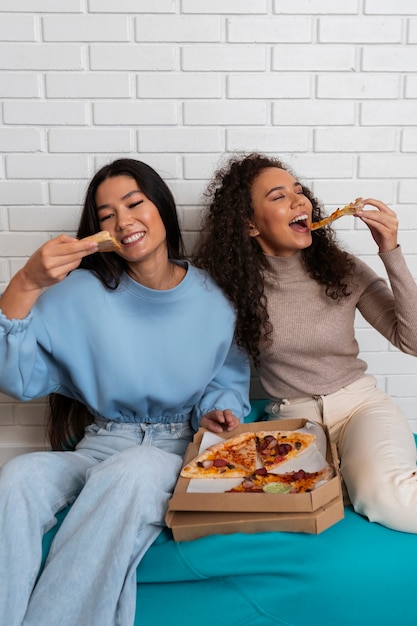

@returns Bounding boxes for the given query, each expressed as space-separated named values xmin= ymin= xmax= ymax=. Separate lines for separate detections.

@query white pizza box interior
xmin=166 ymin=418 xmax=344 ymax=541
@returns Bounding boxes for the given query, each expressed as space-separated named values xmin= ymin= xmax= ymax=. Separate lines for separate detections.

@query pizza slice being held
xmin=310 ymin=197 xmax=365 ymax=231
xmin=82 ymin=231 xmax=121 ymax=252
xmin=256 ymin=430 xmax=316 ymax=471
xmin=227 ymin=466 xmax=335 ymax=494
xmin=180 ymin=432 xmax=257 ymax=479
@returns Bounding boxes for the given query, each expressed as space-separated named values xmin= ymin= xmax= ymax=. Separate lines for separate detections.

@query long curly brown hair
xmin=192 ymin=153 xmax=355 ymax=366
xmin=47 ymin=158 xmax=185 ymax=450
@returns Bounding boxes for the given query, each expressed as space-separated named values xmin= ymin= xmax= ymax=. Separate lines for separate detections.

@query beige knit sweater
xmin=258 ymin=246 xmax=417 ymax=400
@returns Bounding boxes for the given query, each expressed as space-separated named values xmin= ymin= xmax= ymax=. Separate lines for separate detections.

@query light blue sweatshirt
xmin=0 ymin=263 xmax=250 ymax=431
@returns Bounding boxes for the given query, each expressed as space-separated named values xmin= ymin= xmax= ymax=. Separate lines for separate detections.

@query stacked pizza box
xmin=166 ymin=419 xmax=344 ymax=541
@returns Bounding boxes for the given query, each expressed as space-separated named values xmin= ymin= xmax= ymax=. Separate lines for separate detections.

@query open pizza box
xmin=166 ymin=418 xmax=344 ymax=541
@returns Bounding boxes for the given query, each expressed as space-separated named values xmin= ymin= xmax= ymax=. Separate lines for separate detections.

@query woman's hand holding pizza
xmin=357 ymin=198 xmax=399 ymax=253
xmin=200 ymin=409 xmax=240 ymax=433
xmin=20 ymin=235 xmax=98 ymax=291
xmin=0 ymin=235 xmax=98 ymax=320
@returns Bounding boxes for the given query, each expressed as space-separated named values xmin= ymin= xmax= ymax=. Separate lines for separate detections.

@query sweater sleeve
xmin=356 ymin=246 xmax=417 ymax=355
xmin=0 ymin=307 xmax=60 ymax=400
xmin=190 ymin=340 xmax=251 ymax=431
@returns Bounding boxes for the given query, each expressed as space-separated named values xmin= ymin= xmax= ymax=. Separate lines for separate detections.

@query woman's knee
xmin=0 ymin=451 xmax=89 ymax=513
xmin=86 ymin=444 xmax=182 ymax=491
xmin=346 ymin=464 xmax=417 ymax=533
xmin=0 ymin=452 xmax=52 ymax=491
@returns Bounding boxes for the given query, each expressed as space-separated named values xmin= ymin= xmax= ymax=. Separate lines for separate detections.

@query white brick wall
xmin=1 ymin=3 xmax=417 ymax=464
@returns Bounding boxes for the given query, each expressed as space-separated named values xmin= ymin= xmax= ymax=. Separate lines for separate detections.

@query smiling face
xmin=249 ymin=167 xmax=313 ymax=257
xmin=95 ymin=174 xmax=168 ymax=267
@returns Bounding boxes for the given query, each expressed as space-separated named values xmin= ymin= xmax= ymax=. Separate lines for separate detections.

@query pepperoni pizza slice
xmin=180 ymin=432 xmax=257 ymax=478
xmin=255 ymin=430 xmax=316 ymax=471
xmin=227 ymin=466 xmax=335 ymax=494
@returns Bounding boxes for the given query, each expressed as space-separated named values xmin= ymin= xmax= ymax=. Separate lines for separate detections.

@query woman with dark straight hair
xmin=0 ymin=158 xmax=250 ymax=626
xmin=49 ymin=158 xmax=187 ymax=450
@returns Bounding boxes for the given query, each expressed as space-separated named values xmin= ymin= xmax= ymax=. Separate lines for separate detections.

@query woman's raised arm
xmin=0 ymin=234 xmax=98 ymax=320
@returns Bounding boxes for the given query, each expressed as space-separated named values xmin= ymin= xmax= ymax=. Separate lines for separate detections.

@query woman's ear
xmin=248 ymin=222 xmax=259 ymax=238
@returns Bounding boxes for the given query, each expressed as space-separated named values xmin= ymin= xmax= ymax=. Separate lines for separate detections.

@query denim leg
xmin=23 ymin=444 xmax=183 ymax=626
xmin=0 ymin=450 xmax=97 ymax=626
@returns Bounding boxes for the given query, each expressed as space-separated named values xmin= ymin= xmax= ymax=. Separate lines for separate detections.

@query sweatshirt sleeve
xmin=190 ymin=340 xmax=251 ymax=431
xmin=356 ymin=246 xmax=417 ymax=355
xmin=0 ymin=307 xmax=60 ymax=400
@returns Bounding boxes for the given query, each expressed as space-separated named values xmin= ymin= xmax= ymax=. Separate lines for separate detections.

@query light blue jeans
xmin=0 ymin=419 xmax=193 ymax=626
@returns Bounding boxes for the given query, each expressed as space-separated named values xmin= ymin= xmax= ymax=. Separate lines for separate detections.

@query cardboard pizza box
xmin=166 ymin=418 xmax=344 ymax=540
xmin=166 ymin=496 xmax=344 ymax=542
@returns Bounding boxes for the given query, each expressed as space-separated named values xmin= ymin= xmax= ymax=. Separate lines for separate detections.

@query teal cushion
xmin=244 ymin=399 xmax=269 ymax=422
xmin=136 ymin=506 xmax=417 ymax=625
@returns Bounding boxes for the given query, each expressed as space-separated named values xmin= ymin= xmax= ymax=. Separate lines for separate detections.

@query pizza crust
xmin=82 ymin=231 xmax=121 ymax=252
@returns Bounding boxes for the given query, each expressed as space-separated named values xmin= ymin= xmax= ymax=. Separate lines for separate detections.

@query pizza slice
xmin=180 ymin=432 xmax=257 ymax=479
xmin=310 ymin=197 xmax=365 ymax=231
xmin=255 ymin=430 xmax=316 ymax=471
xmin=227 ymin=466 xmax=335 ymax=494
xmin=82 ymin=230 xmax=121 ymax=252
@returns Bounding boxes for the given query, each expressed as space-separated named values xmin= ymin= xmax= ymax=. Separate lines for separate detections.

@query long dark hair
xmin=47 ymin=158 xmax=185 ymax=450
xmin=193 ymin=152 xmax=355 ymax=366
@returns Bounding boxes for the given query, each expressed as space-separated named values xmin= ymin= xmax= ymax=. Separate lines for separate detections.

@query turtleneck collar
xmin=263 ymin=251 xmax=308 ymax=284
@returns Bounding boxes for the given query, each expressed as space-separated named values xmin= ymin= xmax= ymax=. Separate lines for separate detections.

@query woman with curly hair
xmin=193 ymin=151 xmax=417 ymax=533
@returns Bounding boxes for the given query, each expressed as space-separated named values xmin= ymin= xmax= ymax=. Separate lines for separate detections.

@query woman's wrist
xmin=0 ymin=270 xmax=42 ymax=320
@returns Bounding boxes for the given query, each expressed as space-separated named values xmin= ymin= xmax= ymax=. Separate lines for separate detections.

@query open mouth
xmin=289 ymin=214 xmax=309 ymax=231
xmin=121 ymin=232 xmax=145 ymax=246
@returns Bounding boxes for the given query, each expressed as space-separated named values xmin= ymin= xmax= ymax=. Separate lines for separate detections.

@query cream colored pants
xmin=270 ymin=375 xmax=417 ymax=533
